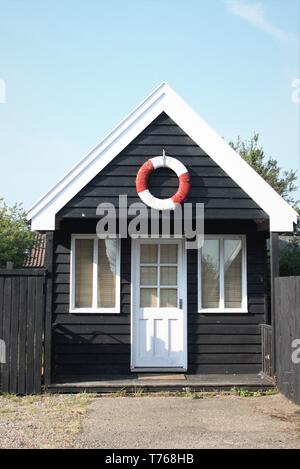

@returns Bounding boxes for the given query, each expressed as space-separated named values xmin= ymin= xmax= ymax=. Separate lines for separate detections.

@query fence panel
xmin=0 ymin=269 xmax=45 ymax=394
xmin=275 ymin=276 xmax=300 ymax=405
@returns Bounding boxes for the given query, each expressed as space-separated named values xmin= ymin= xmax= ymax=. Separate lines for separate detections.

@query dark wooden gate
xmin=275 ymin=276 xmax=300 ymax=405
xmin=0 ymin=269 xmax=46 ymax=394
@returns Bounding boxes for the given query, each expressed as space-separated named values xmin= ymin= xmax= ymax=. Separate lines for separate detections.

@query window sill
xmin=69 ymin=308 xmax=120 ymax=314
xmin=198 ymin=309 xmax=248 ymax=314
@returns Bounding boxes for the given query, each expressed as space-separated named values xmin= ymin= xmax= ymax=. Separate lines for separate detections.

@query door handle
xmin=179 ymin=298 xmax=183 ymax=309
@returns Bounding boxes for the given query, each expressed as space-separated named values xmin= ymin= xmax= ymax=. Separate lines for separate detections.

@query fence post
xmin=44 ymin=231 xmax=54 ymax=388
xmin=270 ymin=232 xmax=279 ymax=375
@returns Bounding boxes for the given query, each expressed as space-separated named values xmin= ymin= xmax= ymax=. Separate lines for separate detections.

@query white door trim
xmin=130 ymin=237 xmax=187 ymax=372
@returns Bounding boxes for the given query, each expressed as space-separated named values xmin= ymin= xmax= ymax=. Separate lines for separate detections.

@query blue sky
xmin=0 ymin=0 xmax=299 ymax=209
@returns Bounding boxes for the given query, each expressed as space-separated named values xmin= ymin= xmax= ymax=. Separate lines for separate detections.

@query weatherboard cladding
xmin=52 ymin=220 xmax=266 ymax=378
xmin=57 ymin=113 xmax=267 ymax=220
xmin=51 ymin=113 xmax=268 ymax=379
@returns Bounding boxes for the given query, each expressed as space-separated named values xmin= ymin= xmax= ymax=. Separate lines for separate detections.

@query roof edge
xmin=28 ymin=82 xmax=298 ymax=233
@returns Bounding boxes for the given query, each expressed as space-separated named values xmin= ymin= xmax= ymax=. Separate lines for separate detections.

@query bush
xmin=0 ymin=198 xmax=35 ymax=268
xmin=279 ymin=238 xmax=300 ymax=276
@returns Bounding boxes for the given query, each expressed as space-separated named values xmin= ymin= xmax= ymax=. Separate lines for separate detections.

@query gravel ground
xmin=0 ymin=392 xmax=299 ymax=449
xmin=76 ymin=393 xmax=300 ymax=449
xmin=0 ymin=393 xmax=93 ymax=449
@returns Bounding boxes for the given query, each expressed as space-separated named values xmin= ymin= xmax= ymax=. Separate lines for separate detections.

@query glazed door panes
xmin=139 ymin=243 xmax=178 ymax=309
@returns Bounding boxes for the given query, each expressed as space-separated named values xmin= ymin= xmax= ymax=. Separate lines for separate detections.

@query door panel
xmin=132 ymin=239 xmax=186 ymax=370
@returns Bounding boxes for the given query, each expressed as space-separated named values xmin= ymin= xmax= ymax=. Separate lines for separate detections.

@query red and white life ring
xmin=136 ymin=154 xmax=190 ymax=210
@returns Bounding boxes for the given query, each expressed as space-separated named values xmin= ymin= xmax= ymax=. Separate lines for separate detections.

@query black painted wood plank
xmin=188 ymin=324 xmax=260 ymax=335
xmin=9 ymin=276 xmax=20 ymax=393
xmin=143 ymin=124 xmax=190 ymax=136
xmin=188 ymin=364 xmax=261 ymax=374
xmin=0 ymin=269 xmax=45 ymax=276
xmin=188 ymin=334 xmax=261 ymax=345
xmin=34 ymin=275 xmax=45 ymax=393
xmin=59 ymin=208 xmax=268 ymax=219
xmin=67 ymin=196 xmax=259 ymax=209
xmin=189 ymin=353 xmax=261 ymax=365
xmin=54 ymin=284 xmax=70 ymax=294
xmin=55 ymin=264 xmax=70 ymax=274
xmin=188 ymin=344 xmax=261 ymax=354
xmin=77 ymin=186 xmax=251 ymax=199
xmin=2 ymin=277 xmax=12 ymax=392
xmin=111 ymin=155 xmax=214 ymax=166
xmin=150 ymin=114 xmax=178 ymax=126
xmin=44 ymin=232 xmax=54 ymax=387
xmin=120 ymin=145 xmax=207 ymax=157
xmin=26 ymin=276 xmax=36 ymax=394
xmin=54 ymin=354 xmax=130 ymax=365
xmin=187 ymin=314 xmax=265 ymax=325
xmin=17 ymin=276 xmax=28 ymax=395
xmin=55 ymin=344 xmax=130 ymax=354
xmin=88 ymin=176 xmax=238 ymax=188
xmin=53 ymin=324 xmax=131 ymax=334
xmin=132 ymin=120 xmax=199 ymax=143
xmin=55 ymin=364 xmax=130 ymax=376
xmin=55 ymin=254 xmax=70 ymax=264
xmin=54 ymin=333 xmax=130 ymax=345
xmin=55 ymin=244 xmax=71 ymax=255
xmin=53 ymin=314 xmax=131 ymax=325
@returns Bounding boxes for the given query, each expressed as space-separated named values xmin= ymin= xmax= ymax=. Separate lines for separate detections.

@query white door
xmin=131 ymin=239 xmax=187 ymax=370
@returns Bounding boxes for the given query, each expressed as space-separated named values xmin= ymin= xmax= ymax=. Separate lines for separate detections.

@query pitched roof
xmin=27 ymin=82 xmax=298 ymax=232
xmin=24 ymin=233 xmax=46 ymax=268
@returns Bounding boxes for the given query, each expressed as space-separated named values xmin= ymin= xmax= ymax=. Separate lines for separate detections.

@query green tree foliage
xmin=230 ymin=133 xmax=299 ymax=209
xmin=279 ymin=238 xmax=300 ymax=276
xmin=0 ymin=198 xmax=35 ymax=268
xmin=230 ymin=133 xmax=300 ymax=275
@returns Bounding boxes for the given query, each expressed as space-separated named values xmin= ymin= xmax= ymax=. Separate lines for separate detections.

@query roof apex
xmin=27 ymin=83 xmax=298 ymax=232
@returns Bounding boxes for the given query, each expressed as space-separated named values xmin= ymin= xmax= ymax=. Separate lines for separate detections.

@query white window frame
xmin=198 ymin=234 xmax=247 ymax=314
xmin=70 ymin=234 xmax=121 ymax=314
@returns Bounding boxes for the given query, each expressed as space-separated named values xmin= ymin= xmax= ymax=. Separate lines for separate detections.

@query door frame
xmin=130 ymin=237 xmax=187 ymax=372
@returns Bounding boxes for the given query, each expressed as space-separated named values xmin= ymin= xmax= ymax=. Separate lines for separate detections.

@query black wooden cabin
xmin=27 ymin=83 xmax=297 ymax=386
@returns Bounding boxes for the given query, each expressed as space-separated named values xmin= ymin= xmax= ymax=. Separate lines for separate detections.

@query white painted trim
xmin=70 ymin=234 xmax=121 ymax=314
xmin=198 ymin=234 xmax=248 ymax=314
xmin=130 ymin=237 xmax=187 ymax=371
xmin=27 ymin=82 xmax=298 ymax=232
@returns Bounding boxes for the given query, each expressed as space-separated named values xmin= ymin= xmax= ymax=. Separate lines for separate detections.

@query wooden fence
xmin=0 ymin=269 xmax=46 ymax=394
xmin=275 ymin=276 xmax=300 ymax=405
xmin=261 ymin=324 xmax=273 ymax=378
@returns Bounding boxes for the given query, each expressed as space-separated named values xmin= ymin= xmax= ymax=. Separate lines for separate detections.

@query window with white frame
xmin=70 ymin=235 xmax=120 ymax=313
xmin=198 ymin=235 xmax=247 ymax=313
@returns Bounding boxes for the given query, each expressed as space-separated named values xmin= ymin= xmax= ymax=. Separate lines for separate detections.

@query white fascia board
xmin=163 ymin=86 xmax=298 ymax=232
xmin=29 ymin=85 xmax=168 ymax=230
xmin=28 ymin=82 xmax=298 ymax=232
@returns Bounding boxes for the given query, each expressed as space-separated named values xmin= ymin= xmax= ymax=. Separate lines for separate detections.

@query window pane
xmin=140 ymin=244 xmax=157 ymax=263
xmin=98 ymin=239 xmax=117 ymax=308
xmin=160 ymin=289 xmax=177 ymax=307
xmin=160 ymin=244 xmax=177 ymax=263
xmin=75 ymin=239 xmax=93 ymax=308
xmin=201 ymin=240 xmax=220 ymax=308
xmin=160 ymin=266 xmax=177 ymax=285
xmin=140 ymin=288 xmax=157 ymax=307
xmin=140 ymin=266 xmax=157 ymax=285
xmin=224 ymin=240 xmax=242 ymax=308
